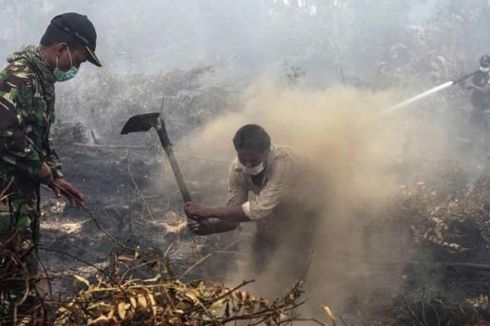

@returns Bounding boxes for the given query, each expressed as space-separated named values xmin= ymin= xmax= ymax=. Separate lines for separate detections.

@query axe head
xmin=121 ymin=112 xmax=161 ymax=134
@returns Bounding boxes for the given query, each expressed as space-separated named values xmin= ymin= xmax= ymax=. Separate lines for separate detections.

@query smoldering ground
xmin=161 ymin=81 xmax=470 ymax=319
xmin=3 ymin=1 xmax=490 ymax=323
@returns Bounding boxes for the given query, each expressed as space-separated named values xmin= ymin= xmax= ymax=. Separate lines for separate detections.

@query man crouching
xmin=185 ymin=124 xmax=323 ymax=285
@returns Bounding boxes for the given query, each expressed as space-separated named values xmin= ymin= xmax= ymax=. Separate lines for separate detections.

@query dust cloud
xmin=175 ymin=81 xmax=455 ymax=317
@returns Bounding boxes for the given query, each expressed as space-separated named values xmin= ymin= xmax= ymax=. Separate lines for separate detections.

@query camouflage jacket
xmin=0 ymin=46 xmax=63 ymax=180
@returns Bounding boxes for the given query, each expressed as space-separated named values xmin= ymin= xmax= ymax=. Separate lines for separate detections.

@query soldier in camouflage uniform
xmin=467 ymin=55 xmax=490 ymax=153
xmin=0 ymin=12 xmax=101 ymax=317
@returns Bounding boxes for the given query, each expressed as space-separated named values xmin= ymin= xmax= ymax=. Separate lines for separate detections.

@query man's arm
xmin=0 ymin=64 xmax=84 ymax=203
xmin=0 ymin=65 xmax=45 ymax=178
xmin=45 ymin=150 xmax=63 ymax=179
xmin=206 ymin=161 xmax=251 ymax=222
xmin=185 ymin=202 xmax=250 ymax=223
xmin=185 ymin=155 xmax=291 ymax=223
xmin=42 ymin=108 xmax=84 ymax=202
xmin=186 ymin=160 xmax=247 ymax=234
xmin=469 ymin=83 xmax=490 ymax=94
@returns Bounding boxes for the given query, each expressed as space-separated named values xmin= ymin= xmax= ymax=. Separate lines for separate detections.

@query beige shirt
xmin=226 ymin=146 xmax=297 ymax=220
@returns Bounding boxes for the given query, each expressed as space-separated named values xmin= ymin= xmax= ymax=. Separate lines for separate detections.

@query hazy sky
xmin=2 ymin=1 xmax=487 ymax=84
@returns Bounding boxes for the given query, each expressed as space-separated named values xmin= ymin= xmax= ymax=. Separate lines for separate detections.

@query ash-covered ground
xmin=36 ymin=111 xmax=490 ymax=325
xmin=38 ymin=131 xmax=237 ymax=300
xmin=5 ymin=1 xmax=490 ymax=324
xmin=31 ymin=62 xmax=490 ymax=324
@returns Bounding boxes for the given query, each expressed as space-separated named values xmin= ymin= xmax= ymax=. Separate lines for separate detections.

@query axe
xmin=121 ymin=113 xmax=237 ymax=235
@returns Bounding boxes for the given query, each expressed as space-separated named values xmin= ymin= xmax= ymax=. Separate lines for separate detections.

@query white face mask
xmin=480 ymin=66 xmax=490 ymax=73
xmin=240 ymin=162 xmax=265 ymax=176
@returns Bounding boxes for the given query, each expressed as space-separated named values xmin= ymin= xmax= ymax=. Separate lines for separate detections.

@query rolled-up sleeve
xmin=226 ymin=161 xmax=248 ymax=207
xmin=243 ymin=157 xmax=291 ymax=220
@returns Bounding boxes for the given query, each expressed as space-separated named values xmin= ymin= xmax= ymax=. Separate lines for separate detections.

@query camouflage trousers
xmin=0 ymin=173 xmax=40 ymax=314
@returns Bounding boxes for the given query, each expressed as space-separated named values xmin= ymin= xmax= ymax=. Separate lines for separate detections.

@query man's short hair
xmin=233 ymin=124 xmax=271 ymax=153
xmin=40 ymin=22 xmax=83 ymax=49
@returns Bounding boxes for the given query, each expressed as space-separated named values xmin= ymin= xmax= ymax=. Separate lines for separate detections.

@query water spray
xmin=377 ymin=70 xmax=478 ymax=117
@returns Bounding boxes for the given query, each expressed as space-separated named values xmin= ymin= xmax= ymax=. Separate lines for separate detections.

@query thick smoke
xmin=3 ymin=0 xmax=490 ymax=320
xmin=175 ymin=81 xmax=459 ymax=317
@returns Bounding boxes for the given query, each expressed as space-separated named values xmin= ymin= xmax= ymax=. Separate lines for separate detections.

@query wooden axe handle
xmin=155 ymin=119 xmax=192 ymax=203
xmin=154 ymin=118 xmax=238 ymax=234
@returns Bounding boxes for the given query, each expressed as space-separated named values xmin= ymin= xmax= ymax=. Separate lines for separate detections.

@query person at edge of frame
xmin=0 ymin=12 xmax=102 ymax=319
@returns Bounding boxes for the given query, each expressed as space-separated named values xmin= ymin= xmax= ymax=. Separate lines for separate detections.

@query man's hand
xmin=187 ymin=217 xmax=239 ymax=235
xmin=38 ymin=162 xmax=54 ymax=185
xmin=187 ymin=218 xmax=216 ymax=235
xmin=50 ymin=178 xmax=85 ymax=205
xmin=187 ymin=219 xmax=202 ymax=233
xmin=184 ymin=202 xmax=214 ymax=219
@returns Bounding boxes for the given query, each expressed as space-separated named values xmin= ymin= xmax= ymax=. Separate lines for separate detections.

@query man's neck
xmin=251 ymin=171 xmax=265 ymax=186
xmin=39 ymin=46 xmax=55 ymax=71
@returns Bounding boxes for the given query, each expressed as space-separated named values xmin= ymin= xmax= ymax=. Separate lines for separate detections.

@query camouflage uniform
xmin=468 ymin=71 xmax=490 ymax=151
xmin=470 ymin=70 xmax=490 ymax=111
xmin=0 ymin=46 xmax=62 ymax=307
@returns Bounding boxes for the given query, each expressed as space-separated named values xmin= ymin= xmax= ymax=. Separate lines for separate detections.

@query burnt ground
xmin=35 ymin=124 xmax=490 ymax=324
xmin=33 ymin=143 xmax=420 ymax=323
xmin=38 ymin=142 xmax=238 ymax=301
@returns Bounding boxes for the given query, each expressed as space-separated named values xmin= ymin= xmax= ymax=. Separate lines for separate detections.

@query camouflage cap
xmin=50 ymin=13 xmax=102 ymax=67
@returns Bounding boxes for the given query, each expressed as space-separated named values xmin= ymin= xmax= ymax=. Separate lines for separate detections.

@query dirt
xmin=37 ymin=142 xmax=235 ymax=302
